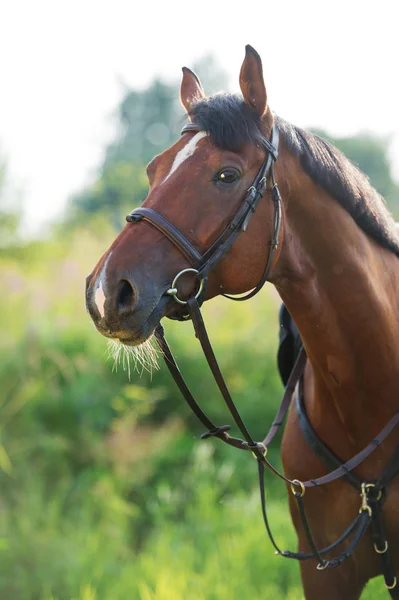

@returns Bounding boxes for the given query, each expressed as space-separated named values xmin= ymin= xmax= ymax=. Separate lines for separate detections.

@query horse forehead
xmin=162 ymin=132 xmax=209 ymax=184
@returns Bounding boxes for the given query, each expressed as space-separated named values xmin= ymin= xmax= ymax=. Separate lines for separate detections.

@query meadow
xmin=0 ymin=221 xmax=386 ymax=599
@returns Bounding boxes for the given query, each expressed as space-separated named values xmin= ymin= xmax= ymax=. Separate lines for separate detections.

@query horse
xmin=85 ymin=45 xmax=399 ymax=599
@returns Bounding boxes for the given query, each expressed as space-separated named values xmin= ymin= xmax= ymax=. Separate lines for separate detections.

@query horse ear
xmin=180 ymin=67 xmax=205 ymax=114
xmin=239 ymin=45 xmax=267 ymax=116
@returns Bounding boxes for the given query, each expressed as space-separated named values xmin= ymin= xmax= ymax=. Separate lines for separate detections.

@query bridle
xmin=126 ymin=121 xmax=282 ymax=310
xmin=125 ymin=122 xmax=399 ymax=596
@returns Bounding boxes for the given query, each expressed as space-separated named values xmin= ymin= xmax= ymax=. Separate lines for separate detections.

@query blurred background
xmin=1 ymin=1 xmax=398 ymax=598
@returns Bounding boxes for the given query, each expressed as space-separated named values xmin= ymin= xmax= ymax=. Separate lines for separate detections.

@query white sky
xmin=1 ymin=0 xmax=398 ymax=234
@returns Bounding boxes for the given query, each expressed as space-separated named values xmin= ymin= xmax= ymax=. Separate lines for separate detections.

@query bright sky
xmin=1 ymin=0 xmax=398 ymax=234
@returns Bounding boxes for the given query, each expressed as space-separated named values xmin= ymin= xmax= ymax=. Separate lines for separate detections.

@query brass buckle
xmin=166 ymin=268 xmax=204 ymax=305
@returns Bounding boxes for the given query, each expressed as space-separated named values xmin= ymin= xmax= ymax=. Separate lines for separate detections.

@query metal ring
xmin=316 ymin=560 xmax=330 ymax=571
xmin=364 ymin=483 xmax=382 ymax=501
xmin=385 ymin=576 xmax=397 ymax=590
xmin=166 ymin=268 xmax=204 ymax=305
xmin=290 ymin=479 xmax=305 ymax=497
xmin=374 ymin=541 xmax=388 ymax=554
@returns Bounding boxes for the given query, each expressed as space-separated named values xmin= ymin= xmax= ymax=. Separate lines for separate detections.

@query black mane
xmin=189 ymin=94 xmax=399 ymax=257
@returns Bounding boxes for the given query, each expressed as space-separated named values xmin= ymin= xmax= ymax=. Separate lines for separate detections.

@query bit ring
xmin=166 ymin=268 xmax=204 ymax=305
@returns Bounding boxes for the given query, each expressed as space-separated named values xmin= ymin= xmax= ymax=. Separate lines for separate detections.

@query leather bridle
xmin=126 ymin=121 xmax=282 ymax=309
xmin=125 ymin=121 xmax=399 ymax=596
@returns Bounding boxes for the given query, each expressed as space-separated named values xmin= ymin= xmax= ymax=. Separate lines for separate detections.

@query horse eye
xmin=215 ymin=168 xmax=240 ymax=184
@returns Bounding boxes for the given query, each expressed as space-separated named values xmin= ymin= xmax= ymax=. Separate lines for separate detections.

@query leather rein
xmin=126 ymin=122 xmax=399 ymax=595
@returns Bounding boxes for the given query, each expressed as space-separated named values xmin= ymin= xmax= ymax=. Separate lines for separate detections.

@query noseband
xmin=126 ymin=122 xmax=281 ymax=309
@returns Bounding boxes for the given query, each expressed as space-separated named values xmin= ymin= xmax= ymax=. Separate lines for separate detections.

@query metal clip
xmin=359 ymin=482 xmax=372 ymax=517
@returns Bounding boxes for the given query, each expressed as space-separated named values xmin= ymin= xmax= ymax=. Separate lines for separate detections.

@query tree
xmin=104 ymin=78 xmax=180 ymax=169
xmin=68 ymin=55 xmax=231 ymax=221
xmin=104 ymin=55 xmax=230 ymax=170
xmin=71 ymin=161 xmax=149 ymax=229
xmin=312 ymin=128 xmax=399 ymax=212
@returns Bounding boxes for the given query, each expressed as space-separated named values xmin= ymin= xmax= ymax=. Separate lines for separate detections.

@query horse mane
xmin=189 ymin=94 xmax=399 ymax=257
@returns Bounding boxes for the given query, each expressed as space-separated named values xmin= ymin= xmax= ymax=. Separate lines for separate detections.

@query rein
xmin=126 ymin=122 xmax=399 ymax=596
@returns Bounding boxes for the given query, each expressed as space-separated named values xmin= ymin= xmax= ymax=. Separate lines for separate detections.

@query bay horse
xmin=85 ymin=45 xmax=399 ymax=599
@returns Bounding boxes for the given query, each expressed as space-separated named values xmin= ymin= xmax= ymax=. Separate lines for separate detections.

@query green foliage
xmin=105 ymin=79 xmax=181 ymax=169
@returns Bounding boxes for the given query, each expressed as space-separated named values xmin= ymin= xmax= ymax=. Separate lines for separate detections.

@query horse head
xmin=86 ymin=46 xmax=281 ymax=345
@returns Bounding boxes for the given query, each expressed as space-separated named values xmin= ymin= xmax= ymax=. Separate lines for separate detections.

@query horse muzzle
xmin=85 ymin=271 xmax=173 ymax=346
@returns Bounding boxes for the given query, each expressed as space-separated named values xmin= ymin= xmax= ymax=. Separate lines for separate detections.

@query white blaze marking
xmin=162 ymin=131 xmax=207 ymax=184
xmin=94 ymin=251 xmax=112 ymax=318
xmin=96 ymin=281 xmax=106 ymax=318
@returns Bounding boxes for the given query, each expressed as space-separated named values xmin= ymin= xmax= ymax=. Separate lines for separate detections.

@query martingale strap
xmin=154 ymin=298 xmax=399 ymax=582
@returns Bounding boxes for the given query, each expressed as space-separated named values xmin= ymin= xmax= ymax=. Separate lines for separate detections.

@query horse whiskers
xmin=107 ymin=337 xmax=160 ymax=379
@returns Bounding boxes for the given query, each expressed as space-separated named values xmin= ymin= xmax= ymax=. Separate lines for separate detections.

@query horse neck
xmin=271 ymin=146 xmax=399 ymax=442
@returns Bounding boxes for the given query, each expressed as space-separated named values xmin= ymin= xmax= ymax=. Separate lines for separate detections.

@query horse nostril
xmin=116 ymin=279 xmax=138 ymax=314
